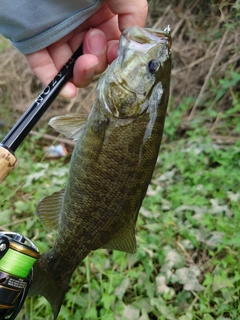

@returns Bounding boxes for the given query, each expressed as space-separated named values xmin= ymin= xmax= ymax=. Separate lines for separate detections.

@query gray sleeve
xmin=0 ymin=0 xmax=105 ymax=54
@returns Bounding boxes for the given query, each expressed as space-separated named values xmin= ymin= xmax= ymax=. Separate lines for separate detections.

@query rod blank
xmin=0 ymin=45 xmax=83 ymax=183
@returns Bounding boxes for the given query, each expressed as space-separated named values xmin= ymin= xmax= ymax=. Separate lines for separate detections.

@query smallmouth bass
xmin=28 ymin=26 xmax=172 ymax=318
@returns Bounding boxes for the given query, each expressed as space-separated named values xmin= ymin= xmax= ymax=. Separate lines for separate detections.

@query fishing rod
xmin=0 ymin=44 xmax=83 ymax=184
xmin=0 ymin=45 xmax=83 ymax=320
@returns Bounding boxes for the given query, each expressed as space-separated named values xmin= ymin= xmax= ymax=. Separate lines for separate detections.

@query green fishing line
xmin=0 ymin=248 xmax=37 ymax=278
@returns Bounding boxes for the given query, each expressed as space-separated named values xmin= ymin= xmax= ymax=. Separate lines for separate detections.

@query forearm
xmin=0 ymin=0 xmax=105 ymax=54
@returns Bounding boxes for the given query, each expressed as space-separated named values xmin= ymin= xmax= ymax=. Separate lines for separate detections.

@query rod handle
xmin=0 ymin=146 xmax=18 ymax=183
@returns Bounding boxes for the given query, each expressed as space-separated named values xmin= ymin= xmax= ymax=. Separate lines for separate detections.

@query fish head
xmin=98 ymin=26 xmax=172 ymax=119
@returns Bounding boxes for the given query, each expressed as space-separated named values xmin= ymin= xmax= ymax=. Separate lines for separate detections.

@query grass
xmin=0 ymin=86 xmax=239 ymax=319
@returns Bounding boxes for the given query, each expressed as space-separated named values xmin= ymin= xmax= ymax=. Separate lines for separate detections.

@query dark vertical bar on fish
xmin=0 ymin=45 xmax=83 ymax=153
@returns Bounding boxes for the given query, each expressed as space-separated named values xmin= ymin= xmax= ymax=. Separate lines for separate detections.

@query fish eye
xmin=148 ymin=60 xmax=160 ymax=73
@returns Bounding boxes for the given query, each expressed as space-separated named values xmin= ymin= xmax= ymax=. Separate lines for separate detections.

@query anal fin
xmin=102 ymin=224 xmax=137 ymax=254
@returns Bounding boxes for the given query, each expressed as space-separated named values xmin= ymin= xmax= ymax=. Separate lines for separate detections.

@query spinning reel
xmin=0 ymin=232 xmax=39 ymax=320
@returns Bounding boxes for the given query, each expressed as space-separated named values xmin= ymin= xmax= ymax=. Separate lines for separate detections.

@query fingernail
xmin=84 ymin=62 xmax=98 ymax=79
xmin=88 ymin=30 xmax=106 ymax=55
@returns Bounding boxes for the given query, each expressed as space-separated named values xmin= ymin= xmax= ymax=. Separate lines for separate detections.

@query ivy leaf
xmin=161 ymin=249 xmax=185 ymax=272
xmin=175 ymin=266 xmax=205 ymax=291
xmin=85 ymin=307 xmax=98 ymax=319
xmin=155 ymin=274 xmax=175 ymax=298
xmin=121 ymin=304 xmax=140 ymax=320
xmin=100 ymin=294 xmax=115 ymax=310
xmin=179 ymin=312 xmax=193 ymax=320
xmin=0 ymin=209 xmax=12 ymax=225
xmin=114 ymin=278 xmax=130 ymax=300
xmin=203 ymin=315 xmax=215 ymax=320
xmin=206 ymin=231 xmax=224 ymax=247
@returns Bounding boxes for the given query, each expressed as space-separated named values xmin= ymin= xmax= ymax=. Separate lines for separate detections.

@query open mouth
xmin=121 ymin=26 xmax=172 ymax=52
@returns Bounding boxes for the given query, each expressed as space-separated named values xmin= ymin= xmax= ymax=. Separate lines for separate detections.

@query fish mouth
xmin=120 ymin=26 xmax=172 ymax=52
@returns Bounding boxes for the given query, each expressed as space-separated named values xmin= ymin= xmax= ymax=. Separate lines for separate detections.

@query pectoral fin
xmin=102 ymin=224 xmax=137 ymax=254
xmin=49 ymin=114 xmax=87 ymax=140
xmin=36 ymin=189 xmax=65 ymax=232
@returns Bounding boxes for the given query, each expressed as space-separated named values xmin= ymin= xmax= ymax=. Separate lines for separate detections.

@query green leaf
xmin=175 ymin=266 xmax=205 ymax=291
xmin=178 ymin=312 xmax=193 ymax=320
xmin=0 ymin=209 xmax=12 ymax=225
xmin=85 ymin=306 xmax=98 ymax=319
xmin=161 ymin=249 xmax=185 ymax=272
xmin=155 ymin=274 xmax=175 ymax=298
xmin=114 ymin=278 xmax=130 ymax=300
xmin=212 ymin=275 xmax=234 ymax=292
xmin=121 ymin=304 xmax=140 ymax=320
xmin=100 ymin=294 xmax=115 ymax=310
xmin=203 ymin=314 xmax=215 ymax=320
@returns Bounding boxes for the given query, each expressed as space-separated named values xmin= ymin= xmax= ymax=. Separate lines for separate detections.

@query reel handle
xmin=0 ymin=147 xmax=18 ymax=183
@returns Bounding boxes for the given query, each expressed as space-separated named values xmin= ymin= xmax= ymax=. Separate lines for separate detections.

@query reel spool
xmin=0 ymin=232 xmax=39 ymax=320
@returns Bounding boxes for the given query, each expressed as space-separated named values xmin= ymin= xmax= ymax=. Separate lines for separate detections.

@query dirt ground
xmin=0 ymin=0 xmax=239 ymax=144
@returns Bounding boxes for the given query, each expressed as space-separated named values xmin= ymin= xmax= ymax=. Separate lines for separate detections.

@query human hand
xmin=25 ymin=0 xmax=148 ymax=98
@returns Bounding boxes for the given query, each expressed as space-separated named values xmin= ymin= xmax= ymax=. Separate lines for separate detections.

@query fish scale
xmin=28 ymin=26 xmax=172 ymax=319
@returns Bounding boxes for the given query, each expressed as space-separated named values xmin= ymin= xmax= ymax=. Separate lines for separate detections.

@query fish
xmin=28 ymin=26 xmax=172 ymax=319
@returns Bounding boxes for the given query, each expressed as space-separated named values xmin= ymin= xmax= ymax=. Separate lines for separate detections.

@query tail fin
xmin=28 ymin=251 xmax=69 ymax=319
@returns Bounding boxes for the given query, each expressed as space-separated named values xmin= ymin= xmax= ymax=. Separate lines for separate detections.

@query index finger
xmin=106 ymin=0 xmax=148 ymax=31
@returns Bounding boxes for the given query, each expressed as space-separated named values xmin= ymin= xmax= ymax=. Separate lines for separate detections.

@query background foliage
xmin=0 ymin=0 xmax=240 ymax=319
